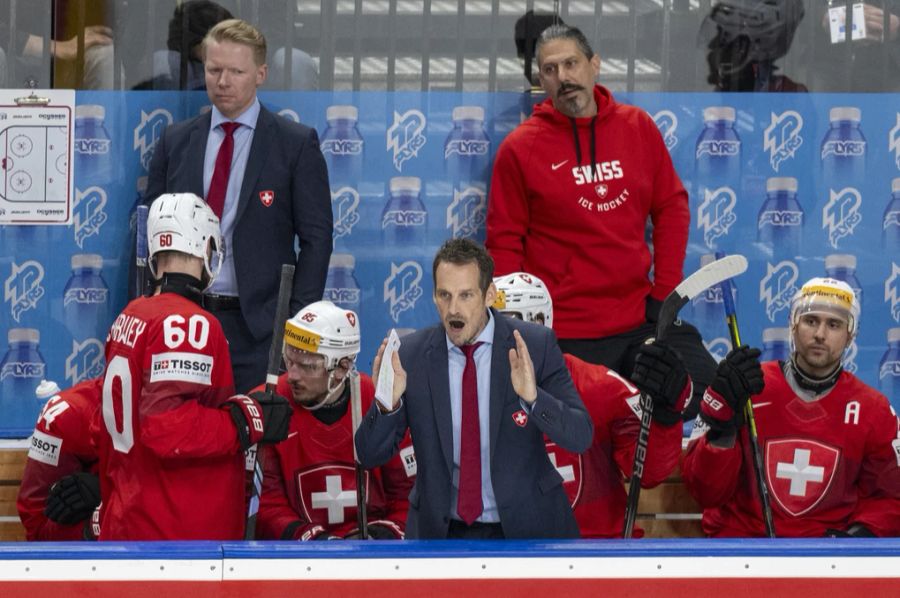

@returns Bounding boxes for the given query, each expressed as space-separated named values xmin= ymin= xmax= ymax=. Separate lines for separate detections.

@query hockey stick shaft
xmin=623 ymin=254 xmax=749 ymax=538
xmin=349 ymin=371 xmax=368 ymax=539
xmin=244 ymin=263 xmax=295 ymax=540
xmin=716 ymin=252 xmax=776 ymax=538
xmin=135 ymin=205 xmax=149 ymax=298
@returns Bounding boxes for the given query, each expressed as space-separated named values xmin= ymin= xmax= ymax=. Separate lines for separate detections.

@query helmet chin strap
xmin=787 ymin=352 xmax=842 ymax=395
xmin=300 ymin=365 xmax=355 ymax=412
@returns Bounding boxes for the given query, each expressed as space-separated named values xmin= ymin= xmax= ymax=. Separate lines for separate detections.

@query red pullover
xmin=487 ymin=84 xmax=689 ymax=339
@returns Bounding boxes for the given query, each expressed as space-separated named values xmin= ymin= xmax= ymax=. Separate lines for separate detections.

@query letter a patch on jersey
xmin=765 ymin=438 xmax=840 ymax=517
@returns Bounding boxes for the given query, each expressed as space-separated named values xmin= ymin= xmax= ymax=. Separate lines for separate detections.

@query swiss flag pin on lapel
xmin=259 ymin=190 xmax=274 ymax=207
xmin=512 ymin=409 xmax=528 ymax=427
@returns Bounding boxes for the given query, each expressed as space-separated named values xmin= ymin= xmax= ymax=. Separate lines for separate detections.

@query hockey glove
xmin=44 ymin=472 xmax=101 ymax=525
xmin=344 ymin=520 xmax=404 ymax=540
xmin=227 ymin=391 xmax=292 ymax=451
xmin=631 ymin=340 xmax=693 ymax=426
xmin=699 ymin=346 xmax=765 ymax=434
xmin=824 ymin=523 xmax=876 ymax=538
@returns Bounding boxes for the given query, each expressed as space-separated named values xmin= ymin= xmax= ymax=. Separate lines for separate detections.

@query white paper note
xmin=375 ymin=328 xmax=401 ymax=411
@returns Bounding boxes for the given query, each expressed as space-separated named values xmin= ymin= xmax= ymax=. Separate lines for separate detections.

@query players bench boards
xmin=0 ymin=447 xmax=703 ymax=541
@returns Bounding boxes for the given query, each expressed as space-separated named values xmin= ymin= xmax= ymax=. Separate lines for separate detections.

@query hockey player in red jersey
xmin=17 ymin=378 xmax=102 ymax=541
xmin=493 ymin=273 xmax=687 ymax=538
xmin=683 ymin=277 xmax=900 ymax=537
xmin=256 ymin=300 xmax=415 ymax=540
xmin=95 ymin=193 xmax=291 ymax=540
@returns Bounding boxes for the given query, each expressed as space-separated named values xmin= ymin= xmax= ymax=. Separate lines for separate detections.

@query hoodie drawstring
xmin=569 ymin=115 xmax=598 ymax=168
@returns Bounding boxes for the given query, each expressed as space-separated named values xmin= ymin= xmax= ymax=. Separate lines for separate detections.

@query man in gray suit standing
xmin=145 ymin=18 xmax=332 ymax=393
xmin=355 ymin=238 xmax=592 ymax=539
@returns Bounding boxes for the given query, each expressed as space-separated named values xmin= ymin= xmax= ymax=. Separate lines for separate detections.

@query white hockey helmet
xmin=283 ymin=300 xmax=361 ymax=371
xmin=147 ymin=193 xmax=222 ymax=289
xmin=492 ymin=272 xmax=553 ymax=328
xmin=789 ymin=277 xmax=860 ymax=338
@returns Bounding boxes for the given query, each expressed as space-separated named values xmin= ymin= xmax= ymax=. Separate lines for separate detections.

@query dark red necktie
xmin=457 ymin=341 xmax=484 ymax=525
xmin=206 ymin=122 xmax=240 ymax=218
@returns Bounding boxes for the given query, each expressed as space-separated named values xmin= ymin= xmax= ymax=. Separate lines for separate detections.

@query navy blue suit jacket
xmin=355 ymin=309 xmax=593 ymax=539
xmin=145 ymin=104 xmax=332 ymax=339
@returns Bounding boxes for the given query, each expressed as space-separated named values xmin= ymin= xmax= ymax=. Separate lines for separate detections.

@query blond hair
xmin=202 ymin=18 xmax=267 ymax=66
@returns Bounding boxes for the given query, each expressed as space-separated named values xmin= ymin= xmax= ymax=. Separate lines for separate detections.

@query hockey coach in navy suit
xmin=145 ymin=18 xmax=332 ymax=393
xmin=355 ymin=239 xmax=593 ymax=539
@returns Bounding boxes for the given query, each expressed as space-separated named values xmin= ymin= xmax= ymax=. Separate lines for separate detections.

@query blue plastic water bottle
xmin=320 ymin=105 xmax=364 ymax=186
xmin=761 ymin=327 xmax=791 ymax=363
xmin=758 ymin=177 xmax=803 ymax=257
xmin=74 ymin=104 xmax=112 ymax=185
xmin=879 ymin=328 xmax=900 ymax=411
xmin=382 ymin=177 xmax=427 ymax=249
xmin=821 ymin=107 xmax=866 ymax=186
xmin=691 ymin=254 xmax=731 ymax=343
xmin=63 ymin=254 xmax=110 ymax=341
xmin=884 ymin=177 xmax=900 ymax=253
xmin=0 ymin=328 xmax=46 ymax=431
xmin=445 ymin=106 xmax=490 ymax=183
xmin=323 ymin=253 xmax=361 ymax=314
xmin=824 ymin=253 xmax=863 ymax=309
xmin=695 ymin=106 xmax=741 ymax=207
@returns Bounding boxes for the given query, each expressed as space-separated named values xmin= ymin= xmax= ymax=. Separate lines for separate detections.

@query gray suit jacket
xmin=355 ymin=309 xmax=593 ymax=539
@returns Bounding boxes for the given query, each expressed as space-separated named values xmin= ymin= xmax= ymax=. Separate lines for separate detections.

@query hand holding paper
xmin=373 ymin=329 xmax=405 ymax=412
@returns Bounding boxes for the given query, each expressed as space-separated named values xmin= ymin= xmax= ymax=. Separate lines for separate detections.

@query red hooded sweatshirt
xmin=487 ymin=84 xmax=689 ymax=339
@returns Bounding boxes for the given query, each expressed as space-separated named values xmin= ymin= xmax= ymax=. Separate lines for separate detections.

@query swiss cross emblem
xmin=545 ymin=441 xmax=584 ymax=508
xmin=346 ymin=312 xmax=356 ymax=327
xmin=259 ymin=190 xmax=274 ymax=207
xmin=297 ymin=464 xmax=368 ymax=526
xmin=594 ymin=184 xmax=608 ymax=198
xmin=765 ymin=438 xmax=840 ymax=517
xmin=518 ymin=273 xmax=532 ymax=284
xmin=512 ymin=409 xmax=528 ymax=427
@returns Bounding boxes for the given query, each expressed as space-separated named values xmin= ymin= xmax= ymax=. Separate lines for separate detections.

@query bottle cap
xmin=35 ymin=379 xmax=61 ymax=400
xmin=326 ymin=105 xmax=358 ymax=122
xmin=825 ymin=253 xmax=856 ymax=271
xmin=763 ymin=327 xmax=790 ymax=344
xmin=766 ymin=177 xmax=798 ymax=193
xmin=703 ymin=106 xmax=735 ymax=122
xmin=829 ymin=107 xmax=861 ymax=123
xmin=452 ymin=106 xmax=485 ymax=122
xmin=889 ymin=328 xmax=900 ymax=343
xmin=72 ymin=254 xmax=104 ymax=270
xmin=9 ymin=328 xmax=39 ymax=344
xmin=328 ymin=253 xmax=356 ymax=269
xmin=75 ymin=104 xmax=105 ymax=120
xmin=699 ymin=253 xmax=716 ymax=267
xmin=390 ymin=176 xmax=421 ymax=194
xmin=893 ymin=178 xmax=900 ymax=194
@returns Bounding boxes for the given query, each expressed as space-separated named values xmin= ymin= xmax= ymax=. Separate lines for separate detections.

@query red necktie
xmin=457 ymin=341 xmax=484 ymax=525
xmin=206 ymin=122 xmax=240 ymax=218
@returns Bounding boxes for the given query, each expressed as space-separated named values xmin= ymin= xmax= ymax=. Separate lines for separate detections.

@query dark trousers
xmin=447 ymin=520 xmax=506 ymax=540
xmin=558 ymin=318 xmax=716 ymax=420
xmin=209 ymin=307 xmax=270 ymax=394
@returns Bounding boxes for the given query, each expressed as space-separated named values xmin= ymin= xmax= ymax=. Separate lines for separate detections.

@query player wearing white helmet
xmin=255 ymin=301 xmax=415 ymax=541
xmin=493 ymin=273 xmax=686 ymax=538
xmin=96 ymin=192 xmax=291 ymax=540
xmin=684 ymin=277 xmax=900 ymax=537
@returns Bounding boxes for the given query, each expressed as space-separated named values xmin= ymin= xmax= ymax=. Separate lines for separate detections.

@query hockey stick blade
xmin=655 ymin=254 xmax=748 ymax=340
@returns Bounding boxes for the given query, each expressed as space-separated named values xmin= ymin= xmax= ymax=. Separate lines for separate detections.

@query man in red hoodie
xmin=486 ymin=23 xmax=715 ymax=418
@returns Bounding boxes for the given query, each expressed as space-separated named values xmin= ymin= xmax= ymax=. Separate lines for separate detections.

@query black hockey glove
xmin=699 ymin=346 xmax=765 ymax=434
xmin=824 ymin=523 xmax=876 ymax=538
xmin=631 ymin=340 xmax=692 ymax=426
xmin=227 ymin=390 xmax=292 ymax=451
xmin=44 ymin=472 xmax=101 ymax=525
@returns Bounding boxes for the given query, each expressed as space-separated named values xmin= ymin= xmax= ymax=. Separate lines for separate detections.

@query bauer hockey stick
xmin=623 ymin=253 xmax=749 ymax=538
xmin=135 ymin=204 xmax=149 ymax=297
xmin=244 ymin=263 xmax=295 ymax=540
xmin=349 ymin=370 xmax=369 ymax=539
xmin=715 ymin=251 xmax=776 ymax=538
